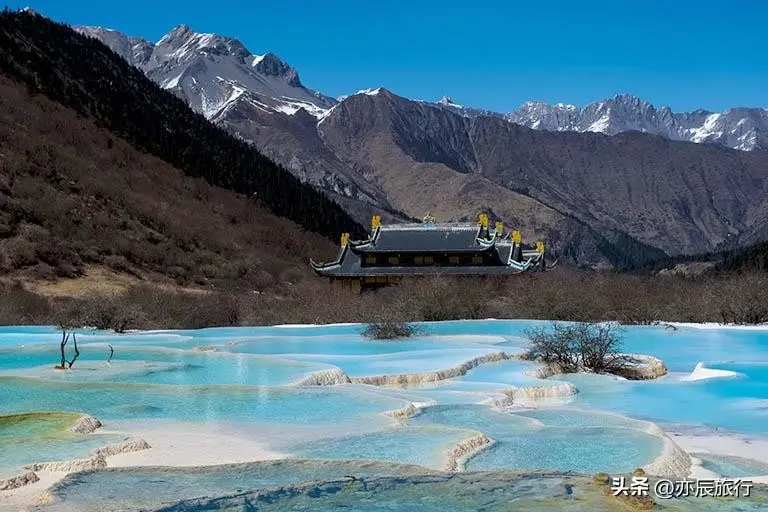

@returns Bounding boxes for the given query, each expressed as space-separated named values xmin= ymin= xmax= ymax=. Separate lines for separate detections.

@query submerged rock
xmin=0 ymin=471 xmax=39 ymax=491
xmin=616 ymin=354 xmax=667 ymax=380
xmin=111 ymin=404 xmax=163 ymax=414
xmin=70 ymin=415 xmax=102 ymax=434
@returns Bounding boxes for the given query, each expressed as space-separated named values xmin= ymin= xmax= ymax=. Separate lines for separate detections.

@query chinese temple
xmin=311 ymin=213 xmax=552 ymax=288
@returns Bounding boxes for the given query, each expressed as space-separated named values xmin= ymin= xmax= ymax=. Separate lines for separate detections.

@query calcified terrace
xmin=1 ymin=321 xmax=767 ymax=511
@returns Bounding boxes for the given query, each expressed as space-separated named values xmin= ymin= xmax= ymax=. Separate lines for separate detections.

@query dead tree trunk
xmin=107 ymin=344 xmax=114 ymax=364
xmin=67 ymin=333 xmax=80 ymax=368
xmin=57 ymin=331 xmax=70 ymax=369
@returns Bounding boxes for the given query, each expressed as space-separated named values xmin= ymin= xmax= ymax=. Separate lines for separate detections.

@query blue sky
xmin=12 ymin=0 xmax=767 ymax=112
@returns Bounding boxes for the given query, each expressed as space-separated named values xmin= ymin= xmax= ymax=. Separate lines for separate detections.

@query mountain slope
xmin=73 ymin=23 xmax=393 ymax=214
xmin=318 ymin=89 xmax=768 ymax=260
xmin=71 ymin=19 xmax=768 ymax=266
xmin=0 ymin=74 xmax=335 ymax=288
xmin=74 ymin=24 xmax=768 ymax=155
xmin=0 ymin=10 xmax=363 ymax=242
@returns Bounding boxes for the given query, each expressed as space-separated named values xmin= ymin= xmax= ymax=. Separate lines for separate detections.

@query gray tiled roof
xmin=352 ymin=224 xmax=492 ymax=253
xmin=310 ymin=222 xmax=545 ymax=278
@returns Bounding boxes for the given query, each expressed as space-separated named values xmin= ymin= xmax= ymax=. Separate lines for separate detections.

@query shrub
xmin=524 ymin=322 xmax=631 ymax=374
xmin=362 ymin=321 xmax=420 ymax=340
xmin=80 ymin=294 xmax=142 ymax=333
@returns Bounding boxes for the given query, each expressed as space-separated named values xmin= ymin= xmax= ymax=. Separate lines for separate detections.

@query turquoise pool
xmin=1 ymin=321 xmax=767 ymax=509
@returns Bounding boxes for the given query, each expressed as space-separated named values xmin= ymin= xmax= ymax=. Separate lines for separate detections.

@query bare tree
xmin=54 ymin=329 xmax=80 ymax=369
xmin=56 ymin=329 xmax=69 ymax=370
xmin=106 ymin=344 xmax=114 ymax=365
xmin=524 ymin=323 xmax=630 ymax=374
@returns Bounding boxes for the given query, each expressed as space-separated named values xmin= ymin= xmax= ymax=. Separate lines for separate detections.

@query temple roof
xmin=310 ymin=219 xmax=549 ymax=279
xmin=311 ymin=247 xmax=527 ymax=277
xmin=351 ymin=223 xmax=492 ymax=253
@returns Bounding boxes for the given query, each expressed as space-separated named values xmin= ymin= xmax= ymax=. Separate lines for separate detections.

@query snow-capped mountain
xmin=61 ymin=21 xmax=768 ymax=264
xmin=75 ymin=24 xmax=336 ymax=121
xmin=433 ymin=95 xmax=504 ymax=120
xmin=78 ymin=24 xmax=766 ymax=153
xmin=503 ymin=94 xmax=768 ymax=151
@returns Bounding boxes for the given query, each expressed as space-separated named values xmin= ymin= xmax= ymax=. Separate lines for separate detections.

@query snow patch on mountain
xmin=75 ymin=23 xmax=766 ymax=152
xmin=505 ymin=95 xmax=768 ymax=151
xmin=74 ymin=24 xmax=336 ymax=120
xmin=356 ymin=87 xmax=384 ymax=96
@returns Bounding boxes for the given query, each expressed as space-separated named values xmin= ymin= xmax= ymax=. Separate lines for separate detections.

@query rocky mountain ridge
xmin=74 ymin=22 xmax=768 ymax=266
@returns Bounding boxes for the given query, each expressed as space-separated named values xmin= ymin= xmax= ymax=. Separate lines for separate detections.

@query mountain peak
xmin=162 ymin=24 xmax=192 ymax=42
xmin=612 ymin=93 xmax=641 ymax=102
xmin=253 ymin=52 xmax=301 ymax=86
xmin=355 ymin=87 xmax=385 ymax=96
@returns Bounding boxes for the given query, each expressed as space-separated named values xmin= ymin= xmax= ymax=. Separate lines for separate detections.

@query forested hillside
xmin=0 ymin=10 xmax=363 ymax=240
xmin=0 ymin=74 xmax=336 ymax=291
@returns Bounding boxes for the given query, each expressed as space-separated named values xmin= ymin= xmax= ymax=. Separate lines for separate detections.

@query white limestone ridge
xmin=351 ymin=352 xmax=513 ymax=387
xmin=25 ymin=437 xmax=151 ymax=474
xmin=641 ymin=423 xmax=693 ymax=478
xmin=26 ymin=454 xmax=107 ymax=473
xmin=444 ymin=433 xmax=495 ymax=472
xmin=0 ymin=471 xmax=39 ymax=491
xmin=295 ymin=353 xmax=515 ymax=388
xmin=94 ymin=438 xmax=152 ymax=458
xmin=383 ymin=400 xmax=436 ymax=422
xmin=294 ymin=367 xmax=351 ymax=386
xmin=505 ymin=382 xmax=578 ymax=403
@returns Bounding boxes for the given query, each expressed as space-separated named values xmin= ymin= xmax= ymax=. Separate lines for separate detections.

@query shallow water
xmin=1 ymin=321 xmax=767 ymax=508
xmin=407 ymin=405 xmax=663 ymax=473
xmin=38 ymin=460 xmax=438 ymax=511
xmin=0 ymin=377 xmax=406 ymax=426
xmin=0 ymin=412 xmax=120 ymax=479
xmin=290 ymin=424 xmax=476 ymax=469
xmin=36 ymin=463 xmax=768 ymax=512
xmin=696 ymin=452 xmax=768 ymax=478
